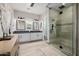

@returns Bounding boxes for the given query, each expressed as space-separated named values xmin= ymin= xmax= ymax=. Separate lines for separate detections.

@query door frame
xmin=72 ymin=3 xmax=79 ymax=56
xmin=76 ymin=3 xmax=79 ymax=56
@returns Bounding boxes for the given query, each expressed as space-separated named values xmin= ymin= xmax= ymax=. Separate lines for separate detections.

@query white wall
xmin=41 ymin=8 xmax=50 ymax=42
xmin=14 ymin=10 xmax=40 ymax=20
xmin=12 ymin=10 xmax=42 ymax=31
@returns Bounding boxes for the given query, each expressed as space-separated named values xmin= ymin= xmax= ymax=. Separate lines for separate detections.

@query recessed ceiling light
xmin=62 ymin=3 xmax=66 ymax=5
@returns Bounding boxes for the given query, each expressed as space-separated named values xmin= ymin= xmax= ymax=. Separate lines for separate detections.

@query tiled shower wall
xmin=49 ymin=9 xmax=59 ymax=42
xmin=56 ymin=5 xmax=73 ymax=55
xmin=49 ymin=5 xmax=73 ymax=55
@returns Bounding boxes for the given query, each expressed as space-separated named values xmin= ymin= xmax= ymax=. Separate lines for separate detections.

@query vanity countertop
xmin=13 ymin=30 xmax=42 ymax=34
xmin=0 ymin=35 xmax=18 ymax=54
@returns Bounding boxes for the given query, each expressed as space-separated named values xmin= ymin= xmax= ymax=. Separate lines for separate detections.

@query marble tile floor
xmin=19 ymin=41 xmax=66 ymax=56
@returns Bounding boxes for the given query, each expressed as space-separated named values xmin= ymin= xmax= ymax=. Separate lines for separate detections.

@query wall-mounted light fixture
xmin=30 ymin=3 xmax=35 ymax=7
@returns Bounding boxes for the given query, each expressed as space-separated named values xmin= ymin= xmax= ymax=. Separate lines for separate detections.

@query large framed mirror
xmin=16 ymin=20 xmax=26 ymax=30
xmin=33 ymin=21 xmax=39 ymax=31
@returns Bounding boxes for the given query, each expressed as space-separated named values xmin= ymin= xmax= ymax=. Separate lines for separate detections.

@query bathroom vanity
xmin=13 ymin=16 xmax=43 ymax=43
xmin=13 ymin=31 xmax=43 ymax=43
xmin=0 ymin=35 xmax=19 ymax=56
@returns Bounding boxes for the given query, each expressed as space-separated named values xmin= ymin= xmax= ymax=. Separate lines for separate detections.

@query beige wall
xmin=49 ymin=5 xmax=73 ymax=55
xmin=49 ymin=9 xmax=59 ymax=42
xmin=56 ymin=5 xmax=73 ymax=55
xmin=60 ymin=6 xmax=72 ymax=24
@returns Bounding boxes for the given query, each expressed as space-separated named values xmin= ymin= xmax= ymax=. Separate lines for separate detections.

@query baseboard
xmin=19 ymin=39 xmax=42 ymax=44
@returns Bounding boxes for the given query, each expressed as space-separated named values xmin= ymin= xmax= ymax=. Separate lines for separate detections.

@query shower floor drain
xmin=59 ymin=46 xmax=63 ymax=49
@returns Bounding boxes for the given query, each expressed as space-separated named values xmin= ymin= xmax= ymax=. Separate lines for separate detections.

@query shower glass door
xmin=56 ymin=5 xmax=73 ymax=56
xmin=49 ymin=3 xmax=73 ymax=56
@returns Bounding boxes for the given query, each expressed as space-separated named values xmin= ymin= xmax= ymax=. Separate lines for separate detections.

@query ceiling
xmin=9 ymin=3 xmax=48 ymax=15
xmin=47 ymin=3 xmax=72 ymax=11
xmin=9 ymin=3 xmax=72 ymax=15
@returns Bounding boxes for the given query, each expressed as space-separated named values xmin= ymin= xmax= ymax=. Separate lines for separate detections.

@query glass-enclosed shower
xmin=49 ymin=3 xmax=73 ymax=56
